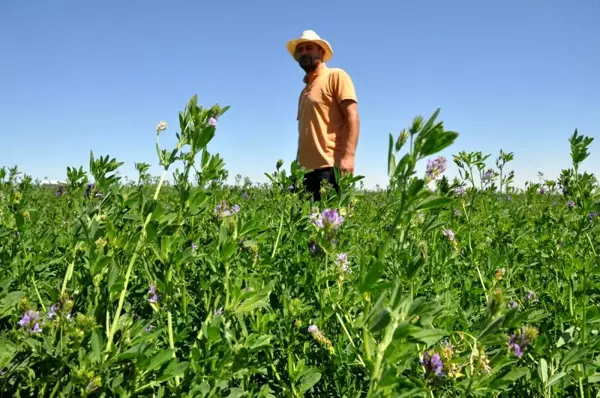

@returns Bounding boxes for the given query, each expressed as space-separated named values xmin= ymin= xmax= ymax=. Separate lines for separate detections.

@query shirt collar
xmin=303 ymin=62 xmax=327 ymax=84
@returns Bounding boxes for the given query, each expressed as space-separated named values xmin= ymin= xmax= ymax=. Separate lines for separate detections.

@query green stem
xmin=476 ymin=265 xmax=487 ymax=301
xmin=271 ymin=209 xmax=285 ymax=259
xmin=224 ymin=261 xmax=231 ymax=309
xmin=105 ymin=169 xmax=167 ymax=355
xmin=61 ymin=242 xmax=82 ymax=295
xmin=31 ymin=276 xmax=46 ymax=312
xmin=49 ymin=379 xmax=61 ymax=398
xmin=367 ymin=318 xmax=398 ymax=396
xmin=167 ymin=310 xmax=180 ymax=386
xmin=335 ymin=312 xmax=365 ymax=367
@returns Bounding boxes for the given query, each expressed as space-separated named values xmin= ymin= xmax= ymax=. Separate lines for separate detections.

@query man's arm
xmin=331 ymin=69 xmax=359 ymax=174
xmin=340 ymin=99 xmax=359 ymax=174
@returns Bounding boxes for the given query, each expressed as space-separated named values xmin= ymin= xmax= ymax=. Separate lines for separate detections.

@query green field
xmin=1 ymin=96 xmax=599 ymax=397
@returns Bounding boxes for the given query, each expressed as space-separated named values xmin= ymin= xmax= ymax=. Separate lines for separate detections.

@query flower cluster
xmin=481 ymin=169 xmax=497 ymax=185
xmin=47 ymin=304 xmax=58 ymax=320
xmin=215 ymin=201 xmax=240 ymax=219
xmin=443 ymin=228 xmax=454 ymax=242
xmin=46 ymin=296 xmax=74 ymax=323
xmin=454 ymin=186 xmax=466 ymax=196
xmin=525 ymin=290 xmax=538 ymax=303
xmin=308 ymin=325 xmax=334 ymax=354
xmin=425 ymin=156 xmax=447 ymax=181
xmin=336 ymin=253 xmax=350 ymax=273
xmin=148 ymin=284 xmax=159 ymax=304
xmin=310 ymin=208 xmax=344 ymax=233
xmin=508 ymin=325 xmax=539 ymax=357
xmin=18 ymin=310 xmax=42 ymax=334
xmin=156 ymin=120 xmax=168 ymax=134
xmin=420 ymin=351 xmax=445 ymax=377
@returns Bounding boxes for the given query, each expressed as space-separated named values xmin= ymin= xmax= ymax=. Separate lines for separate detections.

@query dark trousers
xmin=302 ymin=167 xmax=340 ymax=201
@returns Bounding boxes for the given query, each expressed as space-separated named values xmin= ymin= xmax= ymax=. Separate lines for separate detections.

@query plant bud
xmin=18 ymin=296 xmax=31 ymax=313
xmin=396 ymin=130 xmax=409 ymax=151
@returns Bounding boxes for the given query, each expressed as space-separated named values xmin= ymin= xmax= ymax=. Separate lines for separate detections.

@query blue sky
xmin=1 ymin=0 xmax=599 ymax=190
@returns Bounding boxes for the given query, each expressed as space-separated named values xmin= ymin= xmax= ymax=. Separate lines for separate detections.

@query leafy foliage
xmin=1 ymin=96 xmax=599 ymax=397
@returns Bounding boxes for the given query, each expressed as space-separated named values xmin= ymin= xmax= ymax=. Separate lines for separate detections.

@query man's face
xmin=294 ymin=42 xmax=323 ymax=72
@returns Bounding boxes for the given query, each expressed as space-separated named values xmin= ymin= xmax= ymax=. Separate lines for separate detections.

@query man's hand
xmin=339 ymin=99 xmax=359 ymax=174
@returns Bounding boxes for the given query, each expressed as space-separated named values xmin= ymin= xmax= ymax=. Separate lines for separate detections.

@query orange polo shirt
xmin=297 ymin=63 xmax=357 ymax=171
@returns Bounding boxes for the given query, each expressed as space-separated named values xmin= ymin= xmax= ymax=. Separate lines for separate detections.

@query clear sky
xmin=1 ymin=0 xmax=599 ymax=189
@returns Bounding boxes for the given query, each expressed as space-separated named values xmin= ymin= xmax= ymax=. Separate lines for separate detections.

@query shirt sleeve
xmin=297 ymin=89 xmax=304 ymax=121
xmin=331 ymin=69 xmax=357 ymax=105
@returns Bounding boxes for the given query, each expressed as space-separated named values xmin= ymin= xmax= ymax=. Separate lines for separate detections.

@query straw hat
xmin=286 ymin=30 xmax=333 ymax=63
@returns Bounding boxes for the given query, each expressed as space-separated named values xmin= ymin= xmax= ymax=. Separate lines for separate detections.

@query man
xmin=286 ymin=30 xmax=360 ymax=201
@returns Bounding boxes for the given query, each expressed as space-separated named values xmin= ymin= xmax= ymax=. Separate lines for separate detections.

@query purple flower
xmin=323 ymin=209 xmax=343 ymax=228
xmin=145 ymin=324 xmax=153 ymax=332
xmin=215 ymin=201 xmax=240 ymax=219
xmin=18 ymin=311 xmax=36 ymax=327
xmin=47 ymin=304 xmax=58 ymax=320
xmin=508 ymin=300 xmax=519 ymax=309
xmin=509 ymin=334 xmax=523 ymax=357
xmin=454 ymin=209 xmax=461 ymax=217
xmin=148 ymin=284 xmax=159 ymax=304
xmin=454 ymin=186 xmax=466 ymax=196
xmin=191 ymin=242 xmax=198 ymax=251
xmin=308 ymin=325 xmax=319 ymax=334
xmin=215 ymin=307 xmax=223 ymax=316
xmin=508 ymin=326 xmax=538 ymax=357
xmin=525 ymin=291 xmax=538 ymax=303
xmin=311 ymin=208 xmax=344 ymax=233
xmin=567 ymin=201 xmax=575 ymax=208
xmin=425 ymin=157 xmax=447 ymax=180
xmin=537 ymin=187 xmax=546 ymax=195
xmin=420 ymin=352 xmax=445 ymax=377
xmin=209 ymin=117 xmax=217 ymax=127
xmin=242 ymin=192 xmax=249 ymax=200
xmin=482 ymin=169 xmax=495 ymax=184
xmin=589 ymin=212 xmax=598 ymax=222
xmin=18 ymin=310 xmax=42 ymax=334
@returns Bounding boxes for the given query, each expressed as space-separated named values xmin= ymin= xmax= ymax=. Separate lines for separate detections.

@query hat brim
xmin=286 ymin=38 xmax=333 ymax=63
